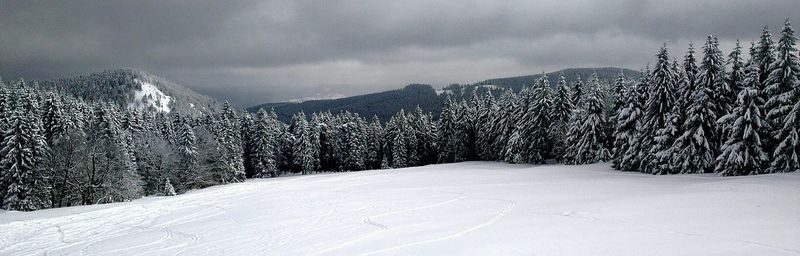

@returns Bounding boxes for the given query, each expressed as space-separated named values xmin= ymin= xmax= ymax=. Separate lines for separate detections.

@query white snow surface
xmin=128 ymin=80 xmax=172 ymax=113
xmin=1 ymin=162 xmax=799 ymax=255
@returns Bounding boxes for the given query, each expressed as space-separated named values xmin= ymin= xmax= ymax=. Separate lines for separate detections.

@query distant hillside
xmin=35 ymin=69 xmax=221 ymax=116
xmin=248 ymin=84 xmax=442 ymax=123
xmin=249 ymin=67 xmax=641 ymax=122
xmin=442 ymin=67 xmax=641 ymax=99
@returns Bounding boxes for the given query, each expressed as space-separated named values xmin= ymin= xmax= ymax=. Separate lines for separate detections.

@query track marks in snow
xmin=358 ymin=198 xmax=517 ymax=256
xmin=309 ymin=194 xmax=468 ymax=256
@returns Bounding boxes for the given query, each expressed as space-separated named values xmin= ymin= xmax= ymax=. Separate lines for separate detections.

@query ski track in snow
xmin=1 ymin=162 xmax=799 ymax=256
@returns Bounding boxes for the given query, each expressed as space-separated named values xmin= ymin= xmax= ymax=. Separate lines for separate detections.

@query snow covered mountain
xmin=35 ymin=69 xmax=221 ymax=116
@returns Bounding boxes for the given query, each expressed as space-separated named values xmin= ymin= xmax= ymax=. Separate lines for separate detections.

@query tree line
xmin=1 ymin=19 xmax=798 ymax=212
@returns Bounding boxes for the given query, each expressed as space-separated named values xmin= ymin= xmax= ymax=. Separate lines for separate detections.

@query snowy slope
xmin=1 ymin=162 xmax=798 ymax=255
xmin=128 ymin=79 xmax=172 ymax=113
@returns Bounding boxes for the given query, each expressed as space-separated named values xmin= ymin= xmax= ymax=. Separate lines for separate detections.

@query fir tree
xmin=412 ymin=107 xmax=437 ymax=165
xmin=1 ymin=92 xmax=49 ymax=211
xmin=240 ymin=113 xmax=256 ymax=178
xmin=669 ymin=36 xmax=724 ymax=174
xmin=525 ymin=75 xmax=554 ymax=163
xmin=671 ymin=76 xmax=718 ymax=174
xmin=486 ymin=90 xmax=516 ymax=161
xmin=475 ymin=92 xmax=498 ymax=160
xmin=291 ymin=112 xmax=317 ymax=174
xmin=176 ymin=122 xmax=198 ymax=192
xmin=698 ymin=36 xmax=728 ymax=121
xmin=681 ymin=43 xmax=699 ymax=106
xmin=765 ymin=19 xmax=800 ymax=172
xmin=754 ymin=26 xmax=777 ymax=86
xmin=550 ymin=74 xmax=573 ymax=162
xmin=437 ymin=98 xmax=459 ymax=163
xmin=640 ymin=45 xmax=678 ymax=174
xmin=163 ymin=178 xmax=177 ymax=196
xmin=611 ymin=72 xmax=628 ymax=118
xmin=715 ymin=69 xmax=769 ymax=176
xmin=218 ymin=102 xmax=246 ymax=182
xmin=723 ymin=40 xmax=746 ymax=118
xmin=504 ymin=87 xmax=532 ymax=163
xmin=568 ymin=80 xmax=610 ymax=164
xmin=251 ymin=109 xmax=279 ymax=177
xmin=571 ymin=75 xmax=584 ymax=108
xmin=365 ymin=116 xmax=384 ymax=169
xmin=622 ymin=68 xmax=650 ymax=171
xmin=612 ymin=82 xmax=643 ymax=170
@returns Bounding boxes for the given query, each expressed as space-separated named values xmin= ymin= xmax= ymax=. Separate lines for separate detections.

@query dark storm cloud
xmin=1 ymin=0 xmax=799 ymax=106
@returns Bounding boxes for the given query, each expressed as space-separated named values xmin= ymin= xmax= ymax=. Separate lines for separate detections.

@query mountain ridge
xmin=34 ymin=68 xmax=221 ymax=116
xmin=249 ymin=67 xmax=640 ymax=122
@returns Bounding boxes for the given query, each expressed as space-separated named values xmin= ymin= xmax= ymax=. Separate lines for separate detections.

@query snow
xmin=478 ymin=84 xmax=500 ymax=90
xmin=1 ymin=162 xmax=798 ymax=255
xmin=128 ymin=79 xmax=172 ymax=113
xmin=288 ymin=94 xmax=345 ymax=103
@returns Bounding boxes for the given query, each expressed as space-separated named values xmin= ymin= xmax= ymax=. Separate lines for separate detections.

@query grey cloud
xmin=1 ymin=0 xmax=798 ymax=106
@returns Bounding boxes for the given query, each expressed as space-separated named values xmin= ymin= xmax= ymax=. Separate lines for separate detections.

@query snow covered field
xmin=1 ymin=162 xmax=798 ymax=255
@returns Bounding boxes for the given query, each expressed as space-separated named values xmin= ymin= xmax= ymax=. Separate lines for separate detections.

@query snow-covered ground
xmin=1 ymin=162 xmax=798 ymax=255
xmin=128 ymin=80 xmax=172 ymax=113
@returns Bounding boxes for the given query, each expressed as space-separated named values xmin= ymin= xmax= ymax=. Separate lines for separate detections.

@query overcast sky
xmin=1 ymin=0 xmax=799 ymax=106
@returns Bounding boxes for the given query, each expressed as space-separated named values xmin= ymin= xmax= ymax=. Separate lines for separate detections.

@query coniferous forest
xmin=1 ymin=20 xmax=799 ymax=212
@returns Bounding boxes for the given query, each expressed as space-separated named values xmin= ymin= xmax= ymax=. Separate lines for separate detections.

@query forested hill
xmin=34 ymin=69 xmax=221 ymax=116
xmin=249 ymin=67 xmax=639 ymax=122
xmin=248 ymin=84 xmax=442 ymax=123
xmin=442 ymin=67 xmax=641 ymax=99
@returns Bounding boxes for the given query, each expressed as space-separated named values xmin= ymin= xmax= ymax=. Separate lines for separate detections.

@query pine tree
xmin=504 ymin=87 xmax=532 ymax=163
xmin=755 ymin=26 xmax=777 ymax=86
xmin=485 ymin=90 xmax=516 ymax=161
xmin=454 ymin=101 xmax=477 ymax=161
xmin=291 ymin=112 xmax=317 ymax=174
xmin=551 ymin=74 xmax=573 ymax=162
xmin=668 ymin=37 xmax=724 ymax=174
xmin=388 ymin=110 xmax=412 ymax=168
xmin=218 ymin=102 xmax=245 ymax=182
xmin=568 ymin=79 xmax=610 ymax=164
xmin=524 ymin=75 xmax=554 ymax=163
xmin=612 ymin=82 xmax=643 ymax=170
xmin=1 ymin=92 xmax=49 ymax=211
xmin=176 ymin=122 xmax=198 ymax=192
xmin=412 ymin=107 xmax=437 ymax=165
xmin=156 ymin=113 xmax=175 ymax=143
xmin=475 ymin=92 xmax=498 ymax=160
xmin=365 ymin=116 xmax=384 ymax=169
xmin=681 ymin=43 xmax=700 ymax=106
xmin=336 ymin=112 xmax=367 ymax=171
xmin=311 ymin=112 xmax=336 ymax=172
xmin=562 ymin=108 xmax=582 ymax=164
xmin=251 ymin=109 xmax=279 ymax=177
xmin=163 ymin=178 xmax=177 ymax=196
xmin=765 ymin=19 xmax=800 ymax=173
xmin=640 ymin=45 xmax=678 ymax=173
xmin=722 ymin=40 xmax=746 ymax=118
xmin=571 ymin=75 xmax=584 ymax=108
xmin=240 ymin=113 xmax=256 ymax=178
xmin=437 ymin=99 xmax=459 ymax=163
xmin=611 ymin=72 xmax=628 ymax=119
xmin=715 ymin=68 xmax=769 ymax=176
